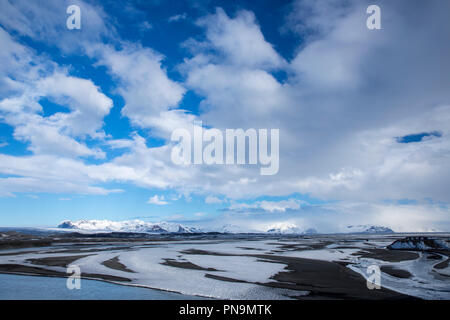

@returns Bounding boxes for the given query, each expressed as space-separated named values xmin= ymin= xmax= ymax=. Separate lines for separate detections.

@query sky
xmin=0 ymin=0 xmax=449 ymax=232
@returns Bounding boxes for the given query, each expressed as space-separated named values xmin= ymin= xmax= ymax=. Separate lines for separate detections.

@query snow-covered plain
xmin=348 ymin=252 xmax=450 ymax=300
xmin=0 ymin=236 xmax=449 ymax=299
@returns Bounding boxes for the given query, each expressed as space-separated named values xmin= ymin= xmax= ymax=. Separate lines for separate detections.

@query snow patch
xmin=388 ymin=237 xmax=449 ymax=251
xmin=345 ymin=225 xmax=394 ymax=234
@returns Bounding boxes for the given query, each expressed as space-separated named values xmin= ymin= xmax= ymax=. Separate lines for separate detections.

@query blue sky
xmin=0 ymin=0 xmax=450 ymax=232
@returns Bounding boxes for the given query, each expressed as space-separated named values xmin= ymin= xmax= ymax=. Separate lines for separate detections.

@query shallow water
xmin=0 ymin=273 xmax=204 ymax=300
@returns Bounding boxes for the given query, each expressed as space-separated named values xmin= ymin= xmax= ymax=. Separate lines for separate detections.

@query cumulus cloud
xmin=194 ymin=8 xmax=285 ymax=70
xmin=0 ymin=28 xmax=112 ymax=159
xmin=147 ymin=195 xmax=169 ymax=205
xmin=89 ymin=43 xmax=190 ymax=138
xmin=178 ymin=1 xmax=450 ymax=205
xmin=180 ymin=8 xmax=290 ymax=131
xmin=36 ymin=73 xmax=113 ymax=137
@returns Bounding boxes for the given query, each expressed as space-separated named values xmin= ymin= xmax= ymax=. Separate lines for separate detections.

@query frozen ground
xmin=0 ymin=233 xmax=449 ymax=299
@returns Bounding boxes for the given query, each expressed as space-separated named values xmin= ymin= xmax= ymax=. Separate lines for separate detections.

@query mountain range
xmin=57 ymin=219 xmax=394 ymax=235
xmin=345 ymin=225 xmax=394 ymax=234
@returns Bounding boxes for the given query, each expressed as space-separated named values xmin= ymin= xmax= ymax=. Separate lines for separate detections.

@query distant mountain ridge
xmin=58 ymin=219 xmax=200 ymax=234
xmin=265 ymin=223 xmax=318 ymax=235
xmin=345 ymin=225 xmax=394 ymax=234
xmin=57 ymin=220 xmax=394 ymax=235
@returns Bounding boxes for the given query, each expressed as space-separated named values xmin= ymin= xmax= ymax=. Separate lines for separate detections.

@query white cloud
xmin=148 ymin=195 xmax=169 ymax=205
xmin=0 ymin=153 xmax=124 ymax=196
xmin=0 ymin=27 xmax=50 ymax=96
xmin=90 ymin=44 xmax=186 ymax=135
xmin=184 ymin=64 xmax=290 ymax=125
xmin=36 ymin=73 xmax=113 ymax=137
xmin=228 ymin=198 xmax=302 ymax=213
xmin=0 ymin=0 xmax=114 ymax=53
xmin=0 ymin=28 xmax=112 ymax=159
xmin=139 ymin=21 xmax=153 ymax=31
xmin=283 ymin=0 xmax=353 ymax=39
xmin=194 ymin=8 xmax=285 ymax=69
xmin=258 ymin=199 xmax=302 ymax=212
xmin=168 ymin=13 xmax=187 ymax=22
xmin=176 ymin=2 xmax=450 ymax=205
xmin=205 ymin=196 xmax=225 ymax=204
xmin=168 ymin=214 xmax=184 ymax=220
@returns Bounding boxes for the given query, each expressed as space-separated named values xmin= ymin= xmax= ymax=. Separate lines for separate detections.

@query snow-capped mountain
xmin=267 ymin=225 xmax=301 ymax=234
xmin=345 ymin=225 xmax=394 ymax=234
xmin=215 ymin=224 xmax=258 ymax=233
xmin=57 ymin=220 xmax=393 ymax=235
xmin=303 ymin=228 xmax=318 ymax=235
xmin=266 ymin=223 xmax=317 ymax=234
xmin=57 ymin=219 xmax=200 ymax=234
xmin=57 ymin=220 xmax=319 ymax=235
